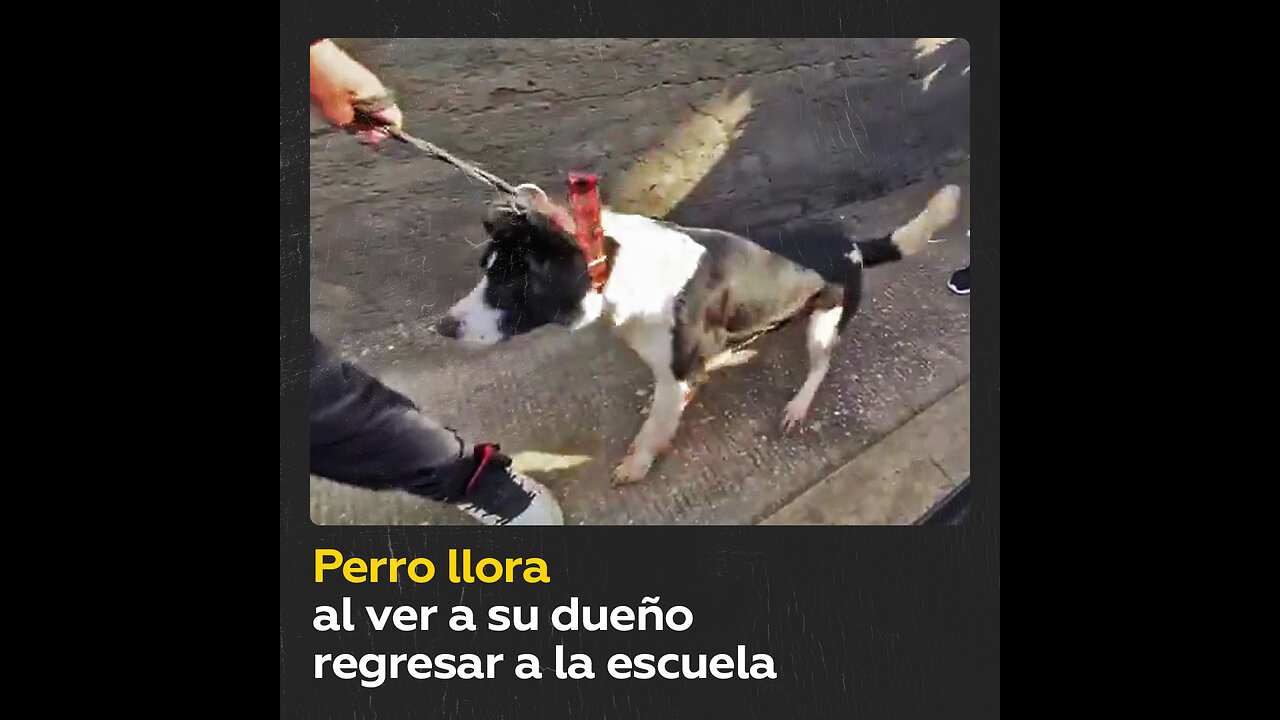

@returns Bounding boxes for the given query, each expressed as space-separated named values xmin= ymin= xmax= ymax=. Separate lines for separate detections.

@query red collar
xmin=567 ymin=173 xmax=610 ymax=293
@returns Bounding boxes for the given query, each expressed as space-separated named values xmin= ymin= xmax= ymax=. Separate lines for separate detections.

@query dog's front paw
xmin=612 ymin=453 xmax=654 ymax=485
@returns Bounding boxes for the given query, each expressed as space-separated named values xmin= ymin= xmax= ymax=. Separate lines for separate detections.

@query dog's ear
xmin=483 ymin=196 xmax=531 ymax=239
xmin=515 ymin=183 xmax=549 ymax=206
xmin=514 ymin=182 xmax=576 ymax=235
xmin=483 ymin=184 xmax=548 ymax=237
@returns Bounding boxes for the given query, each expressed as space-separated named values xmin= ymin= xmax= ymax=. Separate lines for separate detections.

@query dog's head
xmin=437 ymin=184 xmax=605 ymax=346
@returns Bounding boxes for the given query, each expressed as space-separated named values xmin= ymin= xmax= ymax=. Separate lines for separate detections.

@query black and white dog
xmin=438 ymin=182 xmax=961 ymax=483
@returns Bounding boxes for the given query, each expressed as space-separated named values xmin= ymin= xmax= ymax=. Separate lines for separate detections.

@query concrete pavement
xmin=761 ymin=382 xmax=970 ymax=525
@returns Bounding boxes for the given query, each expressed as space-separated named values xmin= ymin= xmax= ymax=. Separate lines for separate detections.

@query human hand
xmin=309 ymin=39 xmax=404 ymax=145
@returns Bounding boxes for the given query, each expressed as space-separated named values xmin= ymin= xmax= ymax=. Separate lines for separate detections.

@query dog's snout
xmin=436 ymin=316 xmax=463 ymax=338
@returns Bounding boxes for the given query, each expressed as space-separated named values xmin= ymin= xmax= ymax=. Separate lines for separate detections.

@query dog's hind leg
xmin=781 ymin=305 xmax=844 ymax=433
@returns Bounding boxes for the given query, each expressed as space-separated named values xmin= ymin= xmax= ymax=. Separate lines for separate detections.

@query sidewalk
xmin=761 ymin=381 xmax=969 ymax=525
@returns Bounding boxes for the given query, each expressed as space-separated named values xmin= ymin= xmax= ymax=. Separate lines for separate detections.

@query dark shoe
xmin=947 ymin=265 xmax=970 ymax=295
xmin=457 ymin=444 xmax=565 ymax=526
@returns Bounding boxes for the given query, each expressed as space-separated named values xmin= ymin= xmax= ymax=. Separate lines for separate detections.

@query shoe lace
xmin=461 ymin=444 xmax=536 ymax=525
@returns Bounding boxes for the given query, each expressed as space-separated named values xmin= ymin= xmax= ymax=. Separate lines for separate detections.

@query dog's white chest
xmin=599 ymin=211 xmax=706 ymax=327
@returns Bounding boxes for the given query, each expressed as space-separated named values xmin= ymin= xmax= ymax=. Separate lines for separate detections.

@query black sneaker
xmin=947 ymin=265 xmax=970 ymax=295
xmin=456 ymin=444 xmax=565 ymax=526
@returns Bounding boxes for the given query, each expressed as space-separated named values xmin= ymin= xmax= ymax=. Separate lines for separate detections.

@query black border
xmin=282 ymin=4 xmax=999 ymax=717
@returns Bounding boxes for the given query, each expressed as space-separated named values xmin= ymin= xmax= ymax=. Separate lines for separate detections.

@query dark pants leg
xmin=309 ymin=335 xmax=472 ymax=503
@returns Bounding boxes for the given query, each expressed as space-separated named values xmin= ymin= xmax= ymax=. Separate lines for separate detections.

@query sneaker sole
xmin=460 ymin=474 xmax=566 ymax=526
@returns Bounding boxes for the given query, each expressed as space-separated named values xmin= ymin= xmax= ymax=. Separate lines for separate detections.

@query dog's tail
xmin=851 ymin=185 xmax=961 ymax=269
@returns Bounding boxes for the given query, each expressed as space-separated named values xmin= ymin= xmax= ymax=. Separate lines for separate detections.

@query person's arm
xmin=309 ymin=39 xmax=404 ymax=145
xmin=308 ymin=336 xmax=563 ymax=525
xmin=309 ymin=335 xmax=470 ymax=498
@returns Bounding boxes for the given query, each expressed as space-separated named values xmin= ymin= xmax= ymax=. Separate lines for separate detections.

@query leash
xmin=356 ymin=107 xmax=611 ymax=288
xmin=354 ymin=103 xmax=518 ymax=195
xmin=387 ymin=128 xmax=519 ymax=195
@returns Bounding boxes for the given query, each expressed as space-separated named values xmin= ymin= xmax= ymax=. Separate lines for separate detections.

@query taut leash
xmin=353 ymin=103 xmax=518 ymax=195
xmin=354 ymin=107 xmax=611 ymax=287
xmin=386 ymin=128 xmax=519 ymax=196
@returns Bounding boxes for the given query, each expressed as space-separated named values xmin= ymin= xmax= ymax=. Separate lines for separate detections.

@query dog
xmin=438 ymin=182 xmax=961 ymax=483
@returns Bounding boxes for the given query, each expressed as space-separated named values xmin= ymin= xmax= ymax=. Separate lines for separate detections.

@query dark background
xmin=286 ymin=529 xmax=996 ymax=717
xmin=281 ymin=1 xmax=1000 ymax=717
